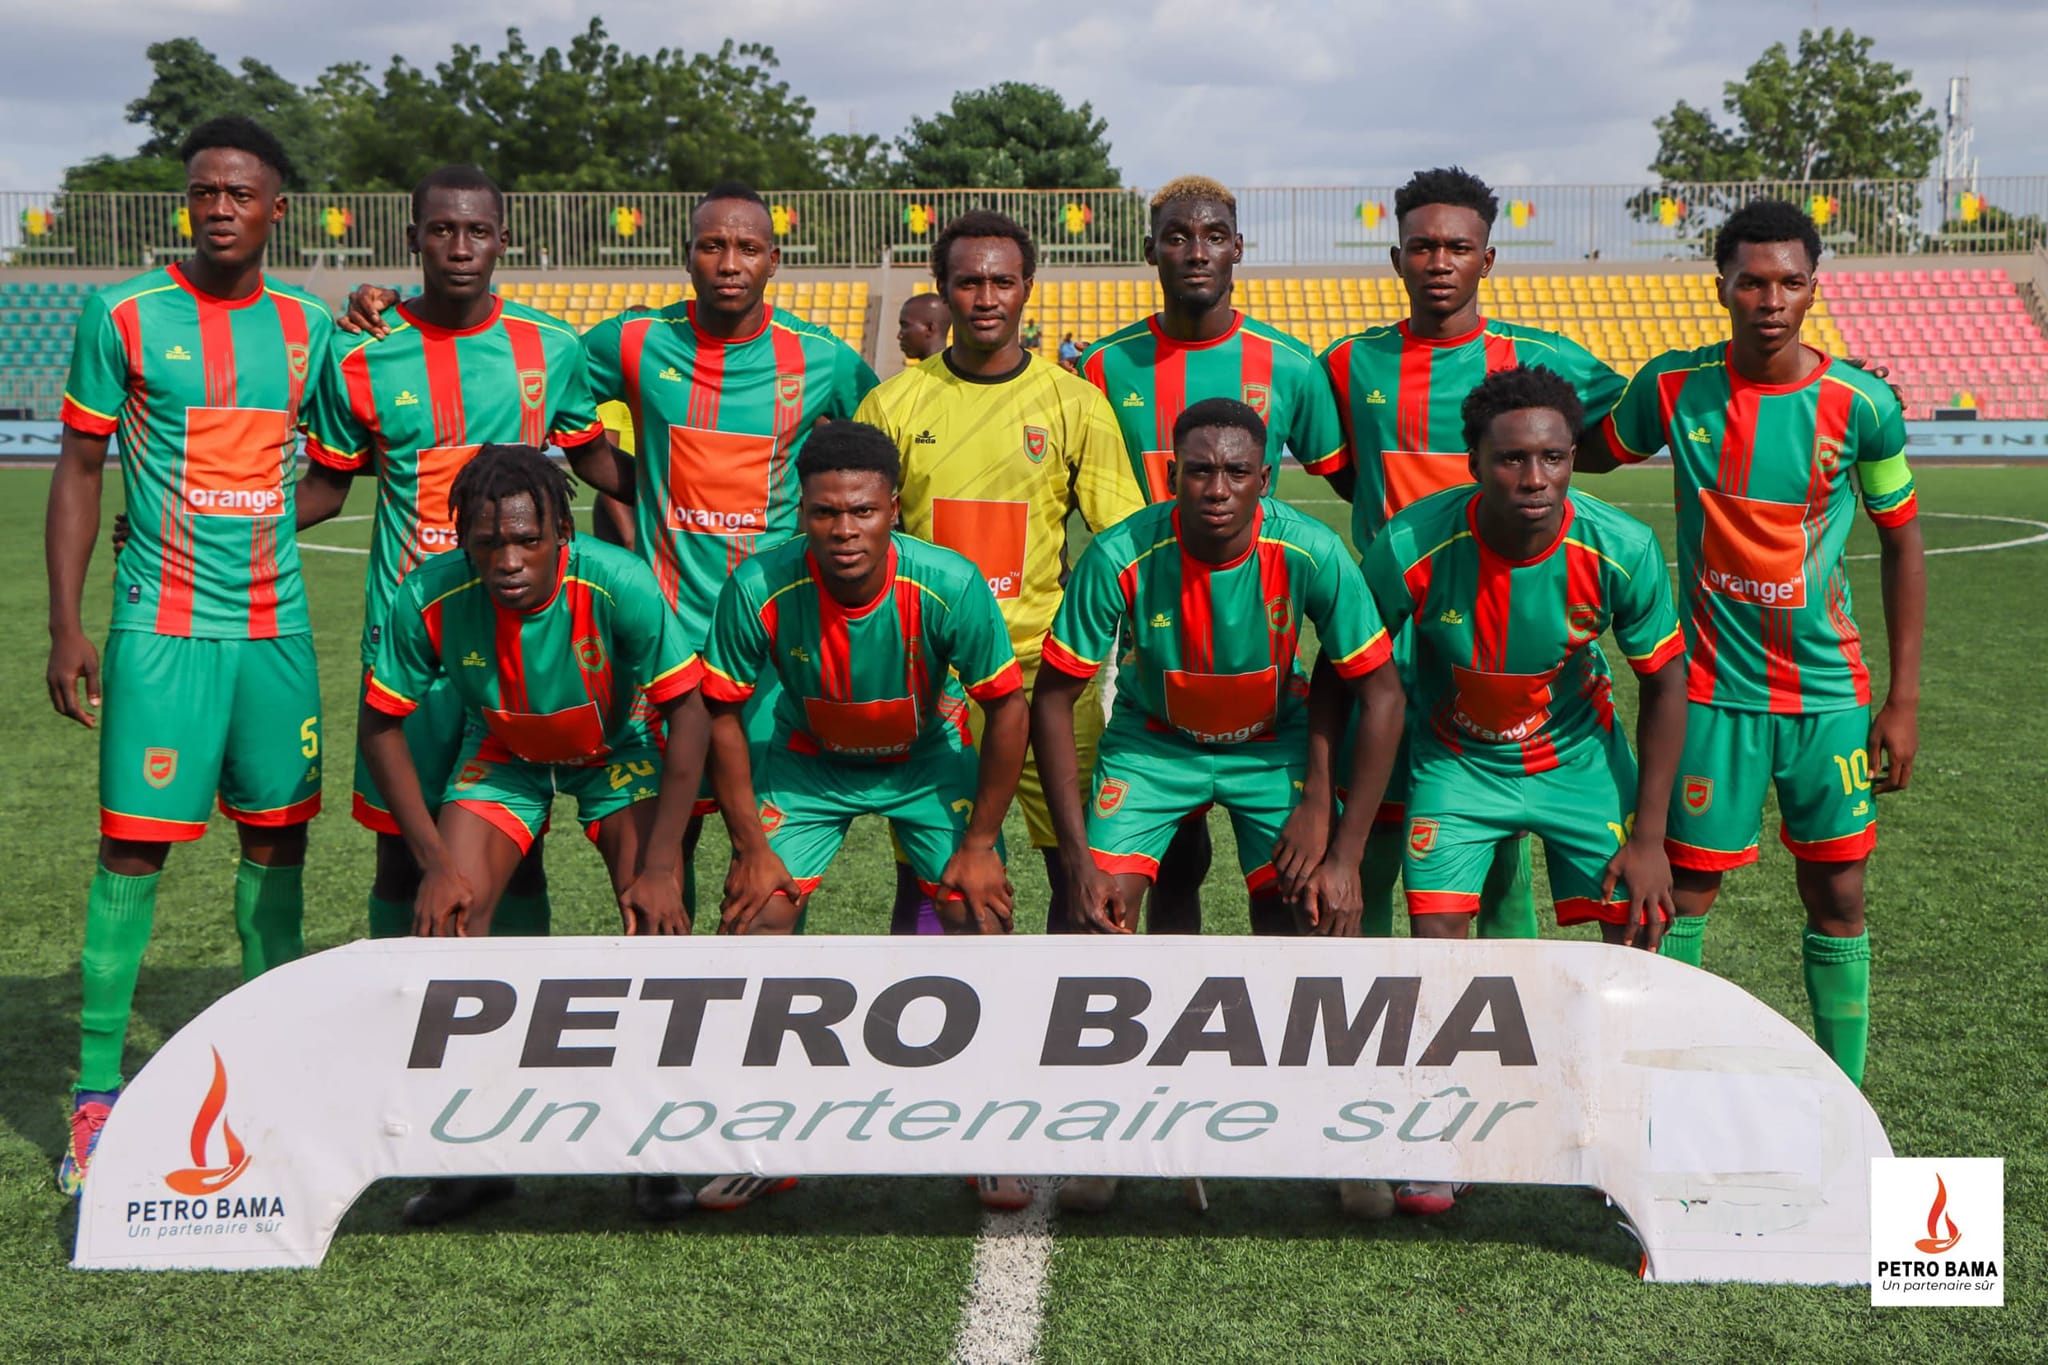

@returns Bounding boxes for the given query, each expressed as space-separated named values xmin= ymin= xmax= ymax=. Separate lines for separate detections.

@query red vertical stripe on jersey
xmin=276 ymin=300 xmax=310 ymax=420
xmin=894 ymin=575 xmax=927 ymax=706
xmin=1401 ymin=552 xmax=1437 ymax=615
xmin=492 ymin=605 xmax=529 ymax=714
xmin=688 ymin=328 xmax=725 ymax=432
xmin=1655 ymin=368 xmax=1690 ymax=443
xmin=1718 ymin=387 xmax=1760 ymax=496
xmin=1178 ymin=552 xmax=1217 ymax=673
xmin=1255 ymin=541 xmax=1296 ymax=674
xmin=1117 ymin=560 xmax=1141 ymax=619
xmin=1151 ymin=340 xmax=1188 ymax=453
xmin=340 ymin=347 xmax=381 ymax=449
xmin=421 ymin=333 xmax=468 ymax=450
xmin=422 ymin=598 xmax=446 ymax=656
xmin=1081 ymin=347 xmax=1108 ymax=394
xmin=567 ymin=580 xmax=615 ymax=718
xmin=157 ymin=491 xmax=194 ymax=637
xmin=1240 ymin=332 xmax=1274 ymax=420
xmin=1481 ymin=329 xmax=1520 ymax=375
xmin=196 ymin=293 xmax=237 ymax=409
xmin=1325 ymin=338 xmax=1356 ymax=465
xmin=1396 ymin=339 xmax=1433 ymax=453
xmin=504 ymin=319 xmax=549 ymax=447
xmin=1563 ymin=542 xmax=1613 ymax=729
xmin=761 ymin=326 xmax=809 ymax=570
xmin=620 ymin=316 xmax=651 ymax=454
xmin=1471 ymin=543 xmax=1513 ymax=674
xmin=247 ymin=303 xmax=309 ymax=640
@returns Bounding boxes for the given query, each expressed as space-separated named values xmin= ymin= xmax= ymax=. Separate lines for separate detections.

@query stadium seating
xmin=497 ymin=278 xmax=871 ymax=354
xmin=1817 ymin=268 xmax=2048 ymax=420
xmin=0 ymin=280 xmax=86 ymax=419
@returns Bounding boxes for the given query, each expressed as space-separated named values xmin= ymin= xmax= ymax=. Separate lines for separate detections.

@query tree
xmin=896 ymin=84 xmax=1118 ymax=189
xmin=1632 ymin=28 xmax=1942 ymax=255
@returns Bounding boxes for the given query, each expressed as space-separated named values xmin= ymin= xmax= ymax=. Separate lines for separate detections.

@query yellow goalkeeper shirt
xmin=855 ymin=351 xmax=1144 ymax=666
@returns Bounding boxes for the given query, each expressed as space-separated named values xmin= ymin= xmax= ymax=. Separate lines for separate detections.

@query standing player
xmin=855 ymin=210 xmax=1144 ymax=934
xmin=1321 ymin=167 xmax=1627 ymax=940
xmin=896 ymin=291 xmax=951 ymax=364
xmin=362 ymin=445 xmax=707 ymax=1223
xmin=44 ymin=117 xmax=336 ymax=1195
xmin=699 ymin=421 xmax=1030 ymax=1211
xmin=1079 ymin=175 xmax=1348 ymax=935
xmin=306 ymin=164 xmax=632 ymax=944
xmin=1033 ymin=397 xmax=1404 ymax=1213
xmin=1357 ymin=365 xmax=1686 ymax=1216
xmin=1582 ymin=201 xmax=1924 ymax=1087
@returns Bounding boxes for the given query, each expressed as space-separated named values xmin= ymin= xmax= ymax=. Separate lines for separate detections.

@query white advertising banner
xmin=73 ymin=936 xmax=1890 ymax=1282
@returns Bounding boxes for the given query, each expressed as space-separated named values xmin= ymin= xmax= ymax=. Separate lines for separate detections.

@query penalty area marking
xmin=952 ymin=1180 xmax=1059 ymax=1365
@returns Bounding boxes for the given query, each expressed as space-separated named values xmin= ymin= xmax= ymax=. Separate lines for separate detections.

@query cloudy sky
xmin=3 ymin=0 xmax=2043 ymax=190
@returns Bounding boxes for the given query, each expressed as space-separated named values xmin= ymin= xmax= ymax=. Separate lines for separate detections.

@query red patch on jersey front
xmin=1380 ymin=448 xmax=1473 ymax=519
xmin=802 ymin=695 xmax=923 ymax=758
xmin=1698 ymin=488 xmax=1809 ymax=609
xmin=1163 ymin=666 xmax=1279 ymax=744
xmin=181 ymin=407 xmax=291 ymax=517
xmin=483 ymin=701 xmax=609 ymax=764
xmin=1449 ymin=662 xmax=1561 ymax=743
xmin=411 ymin=443 xmax=482 ymax=561
xmin=1138 ymin=449 xmax=1173 ymax=503
xmin=667 ymin=425 xmax=775 ymax=537
xmin=930 ymin=497 xmax=1029 ymax=601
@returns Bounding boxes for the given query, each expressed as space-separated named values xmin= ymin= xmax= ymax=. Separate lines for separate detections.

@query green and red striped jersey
xmin=1044 ymin=499 xmax=1390 ymax=746
xmin=1362 ymin=486 xmax=1684 ymax=776
xmin=1321 ymin=319 xmax=1624 ymax=546
xmin=582 ymin=303 xmax=879 ymax=646
xmin=306 ymin=297 xmax=603 ymax=666
xmin=702 ymin=533 xmax=1020 ymax=764
xmin=1080 ymin=311 xmax=1345 ymax=500
xmin=61 ymin=263 xmax=333 ymax=639
xmin=1597 ymin=345 xmax=1915 ymax=713
xmin=366 ymin=538 xmax=700 ymax=765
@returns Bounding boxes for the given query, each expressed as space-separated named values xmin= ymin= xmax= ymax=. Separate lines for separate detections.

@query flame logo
xmin=164 ymin=1048 xmax=251 ymax=1195
xmin=1913 ymin=1173 xmax=1961 ymax=1254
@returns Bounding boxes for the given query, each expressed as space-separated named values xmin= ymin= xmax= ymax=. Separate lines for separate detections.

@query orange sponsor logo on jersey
xmin=667 ymin=425 xmax=774 ymax=536
xmin=181 ymin=407 xmax=291 ymax=516
xmin=802 ymin=695 xmax=923 ymax=757
xmin=930 ymin=498 xmax=1029 ymax=601
xmin=1162 ymin=666 xmax=1279 ymax=744
xmin=1448 ymin=662 xmax=1561 ymax=743
xmin=413 ymin=444 xmax=482 ymax=557
xmin=1380 ymin=449 xmax=1473 ymax=518
xmin=1138 ymin=450 xmax=1174 ymax=503
xmin=1698 ymin=487 xmax=1809 ymax=608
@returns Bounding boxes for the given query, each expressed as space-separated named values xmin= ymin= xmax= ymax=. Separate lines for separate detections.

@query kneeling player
xmin=1360 ymin=365 xmax=1686 ymax=1217
xmin=700 ymin=420 xmax=1030 ymax=1211
xmin=360 ymin=444 xmax=709 ymax=1225
xmin=1034 ymin=397 xmax=1405 ymax=1213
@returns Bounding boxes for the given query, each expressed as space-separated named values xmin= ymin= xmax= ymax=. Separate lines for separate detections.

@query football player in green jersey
xmin=1581 ymin=202 xmax=1926 ymax=1087
xmin=46 ymin=117 xmax=337 ymax=1196
xmin=361 ymin=444 xmax=708 ymax=1223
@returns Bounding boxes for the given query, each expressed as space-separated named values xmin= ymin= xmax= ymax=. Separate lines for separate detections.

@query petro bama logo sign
xmin=75 ymin=937 xmax=1891 ymax=1281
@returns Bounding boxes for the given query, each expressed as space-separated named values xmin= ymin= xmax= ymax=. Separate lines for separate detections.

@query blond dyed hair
xmin=1149 ymin=175 xmax=1236 ymax=216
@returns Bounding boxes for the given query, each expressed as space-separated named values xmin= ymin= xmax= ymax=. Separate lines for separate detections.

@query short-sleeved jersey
xmin=366 ymin=538 xmax=701 ymax=765
xmin=1362 ymin=486 xmax=1685 ymax=777
xmin=305 ymin=297 xmax=604 ymax=666
xmin=1321 ymin=319 xmax=1625 ymax=545
xmin=61 ymin=264 xmax=333 ymax=639
xmin=1043 ymin=499 xmax=1391 ymax=746
xmin=1598 ymin=345 xmax=1916 ymax=713
xmin=856 ymin=352 xmax=1144 ymax=667
xmin=1080 ymin=311 xmax=1345 ymax=500
xmin=702 ymin=533 xmax=1021 ymax=764
xmin=582 ymin=303 xmax=878 ymax=645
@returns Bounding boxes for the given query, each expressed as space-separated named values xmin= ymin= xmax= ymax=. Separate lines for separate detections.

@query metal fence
xmin=3 ymin=178 xmax=2046 ymax=271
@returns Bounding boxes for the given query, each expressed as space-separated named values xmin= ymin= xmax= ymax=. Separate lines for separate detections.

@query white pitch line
xmin=322 ymin=514 xmax=372 ymax=524
xmin=952 ymin=1180 xmax=1059 ymax=1365
xmin=300 ymin=542 xmax=369 ymax=556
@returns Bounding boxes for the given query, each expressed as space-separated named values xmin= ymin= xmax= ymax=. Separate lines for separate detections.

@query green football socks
xmin=368 ymin=894 xmax=412 ymax=940
xmin=492 ymin=892 xmax=552 ymax=937
xmin=1660 ymin=912 xmax=1709 ymax=967
xmin=1358 ymin=824 xmax=1402 ymax=938
xmin=1803 ymin=929 xmax=1870 ymax=1086
xmin=233 ymin=858 xmax=304 ymax=979
xmin=1476 ymin=835 xmax=1538 ymax=940
xmin=77 ymin=865 xmax=159 ymax=1094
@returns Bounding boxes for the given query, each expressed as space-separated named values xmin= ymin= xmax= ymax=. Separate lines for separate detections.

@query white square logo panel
xmin=1871 ymin=1158 xmax=2003 ymax=1306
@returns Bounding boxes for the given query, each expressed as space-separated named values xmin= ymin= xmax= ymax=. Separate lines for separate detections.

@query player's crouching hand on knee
xmin=414 ymin=862 xmax=478 ymax=937
xmin=619 ymin=864 xmax=690 ymax=936
xmin=1602 ymin=837 xmax=1674 ymax=952
xmin=1070 ymin=864 xmax=1134 ymax=934
xmin=1296 ymin=857 xmax=1366 ymax=937
xmin=720 ymin=852 xmax=803 ymax=935
xmin=937 ymin=842 xmax=1015 ymax=934
xmin=1272 ymin=801 xmax=1331 ymax=904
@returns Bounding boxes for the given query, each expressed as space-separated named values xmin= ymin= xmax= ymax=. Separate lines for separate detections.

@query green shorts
xmin=1336 ymin=625 xmax=1414 ymax=824
xmin=99 ymin=631 xmax=323 ymax=842
xmin=352 ymin=672 xmax=465 ymax=835
xmin=446 ymin=726 xmax=663 ymax=855
xmin=755 ymin=730 xmax=990 ymax=903
xmin=1087 ymin=714 xmax=1304 ymax=896
xmin=1666 ymin=703 xmax=1877 ymax=869
xmin=692 ymin=672 xmax=782 ymax=818
xmin=1403 ymin=726 xmax=1637 ymax=926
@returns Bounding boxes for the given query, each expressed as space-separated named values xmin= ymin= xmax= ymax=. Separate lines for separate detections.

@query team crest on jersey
xmin=1408 ymin=817 xmax=1439 ymax=856
xmin=574 ymin=635 xmax=606 ymax=671
xmin=1024 ymin=426 xmax=1050 ymax=463
xmin=285 ymin=344 xmax=309 ymax=381
xmin=777 ymin=375 xmax=804 ymax=408
xmin=453 ymin=761 xmax=488 ymax=791
xmin=1241 ymin=382 xmax=1271 ymax=418
xmin=1265 ymin=595 xmax=1293 ymax=632
xmin=1817 ymin=438 xmax=1843 ymax=474
xmin=1682 ymin=776 xmax=1713 ymax=814
xmin=143 ymin=747 xmax=178 ymax=789
xmin=1096 ymin=778 xmax=1129 ymax=817
xmin=1567 ymin=602 xmax=1600 ymax=645
xmin=759 ymin=801 xmax=786 ymax=835
xmin=519 ymin=368 xmax=546 ymax=410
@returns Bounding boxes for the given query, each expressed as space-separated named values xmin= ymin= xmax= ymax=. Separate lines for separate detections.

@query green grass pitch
xmin=0 ymin=465 xmax=2039 ymax=1362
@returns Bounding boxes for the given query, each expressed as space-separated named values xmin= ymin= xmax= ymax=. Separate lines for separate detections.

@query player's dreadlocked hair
xmin=1395 ymin=166 xmax=1499 ymax=230
xmin=933 ymin=209 xmax=1036 ymax=286
xmin=412 ymin=164 xmax=504 ymax=224
xmin=1715 ymin=198 xmax=1823 ymax=272
xmin=1460 ymin=365 xmax=1585 ymax=452
xmin=1150 ymin=175 xmax=1237 ymax=226
xmin=1173 ymin=395 xmax=1268 ymax=452
xmin=796 ymin=420 xmax=901 ymax=490
xmin=178 ymin=115 xmax=295 ymax=189
xmin=450 ymin=444 xmax=576 ymax=545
